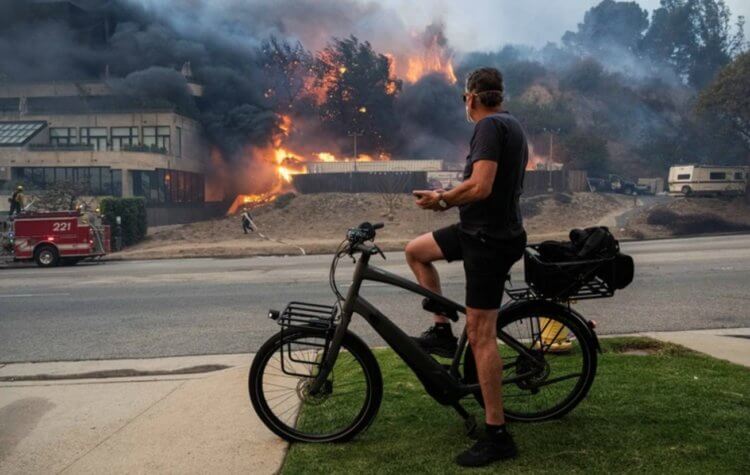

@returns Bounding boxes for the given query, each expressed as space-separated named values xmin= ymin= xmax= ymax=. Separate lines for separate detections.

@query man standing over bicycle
xmin=408 ymin=67 xmax=528 ymax=467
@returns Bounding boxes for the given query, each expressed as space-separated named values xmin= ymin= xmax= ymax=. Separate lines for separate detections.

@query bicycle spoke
xmin=258 ymin=333 xmax=371 ymax=439
xmin=534 ymin=372 xmax=583 ymax=388
xmin=484 ymin=313 xmax=593 ymax=420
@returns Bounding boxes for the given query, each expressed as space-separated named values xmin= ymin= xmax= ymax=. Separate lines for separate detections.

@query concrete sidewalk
xmin=2 ymin=328 xmax=748 ymax=474
xmin=645 ymin=327 xmax=750 ymax=367
xmin=0 ymin=354 xmax=287 ymax=475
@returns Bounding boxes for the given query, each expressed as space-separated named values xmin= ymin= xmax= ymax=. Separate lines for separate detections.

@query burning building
xmin=0 ymin=0 xmax=500 ymax=222
xmin=0 ymin=75 xmax=216 ymax=225
xmin=0 ymin=1 xmax=220 ymax=225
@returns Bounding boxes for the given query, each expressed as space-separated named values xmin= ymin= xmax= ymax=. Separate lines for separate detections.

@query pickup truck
xmin=588 ymin=174 xmax=651 ymax=195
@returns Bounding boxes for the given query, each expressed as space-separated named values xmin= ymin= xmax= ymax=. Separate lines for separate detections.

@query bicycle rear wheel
xmin=464 ymin=301 xmax=598 ymax=422
xmin=249 ymin=328 xmax=382 ymax=443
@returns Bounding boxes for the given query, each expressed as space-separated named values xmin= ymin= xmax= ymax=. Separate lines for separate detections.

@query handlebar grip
xmin=373 ymin=222 xmax=384 ymax=230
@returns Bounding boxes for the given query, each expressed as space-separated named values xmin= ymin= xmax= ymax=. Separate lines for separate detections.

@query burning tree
xmin=315 ymin=36 xmax=402 ymax=154
xmin=260 ymin=36 xmax=315 ymax=112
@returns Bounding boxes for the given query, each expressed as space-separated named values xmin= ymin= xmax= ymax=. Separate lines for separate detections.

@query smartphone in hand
xmin=412 ymin=190 xmax=429 ymax=199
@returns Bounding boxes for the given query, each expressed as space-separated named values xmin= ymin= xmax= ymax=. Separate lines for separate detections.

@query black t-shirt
xmin=459 ymin=112 xmax=528 ymax=240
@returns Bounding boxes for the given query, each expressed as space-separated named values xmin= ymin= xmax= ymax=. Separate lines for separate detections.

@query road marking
xmin=0 ymin=292 xmax=71 ymax=298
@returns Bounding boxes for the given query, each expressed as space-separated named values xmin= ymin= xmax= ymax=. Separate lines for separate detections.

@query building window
xmin=676 ymin=174 xmax=691 ymax=180
xmin=709 ymin=172 xmax=727 ymax=180
xmin=112 ymin=169 xmax=122 ymax=197
xmin=735 ymin=172 xmax=744 ymax=180
xmin=111 ymin=126 xmax=139 ymax=151
xmin=11 ymin=167 xmax=122 ymax=196
xmin=175 ymin=126 xmax=182 ymax=158
xmin=80 ymin=127 xmax=108 ymax=151
xmin=49 ymin=127 xmax=77 ymax=145
xmin=142 ymin=126 xmax=171 ymax=153
xmin=132 ymin=169 xmax=204 ymax=204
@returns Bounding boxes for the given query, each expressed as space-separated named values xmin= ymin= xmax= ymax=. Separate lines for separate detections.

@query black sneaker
xmin=412 ymin=325 xmax=458 ymax=358
xmin=455 ymin=435 xmax=518 ymax=468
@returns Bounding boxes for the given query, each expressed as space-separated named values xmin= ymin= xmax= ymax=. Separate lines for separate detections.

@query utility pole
xmin=543 ymin=127 xmax=560 ymax=193
xmin=548 ymin=132 xmax=554 ymax=192
xmin=348 ymin=131 xmax=363 ymax=172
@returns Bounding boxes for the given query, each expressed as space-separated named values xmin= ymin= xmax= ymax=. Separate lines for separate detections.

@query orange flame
xmin=390 ymin=23 xmax=457 ymax=85
xmin=315 ymin=152 xmax=337 ymax=162
xmin=405 ymin=53 xmax=456 ymax=84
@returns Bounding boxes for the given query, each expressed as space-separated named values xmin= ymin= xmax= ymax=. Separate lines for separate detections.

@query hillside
xmin=116 ymin=192 xmax=634 ymax=260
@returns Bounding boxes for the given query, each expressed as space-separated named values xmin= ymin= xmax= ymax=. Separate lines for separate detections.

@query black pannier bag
xmin=524 ymin=227 xmax=634 ymax=299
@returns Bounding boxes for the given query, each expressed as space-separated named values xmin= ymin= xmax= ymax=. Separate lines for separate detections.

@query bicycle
xmin=249 ymin=222 xmax=620 ymax=443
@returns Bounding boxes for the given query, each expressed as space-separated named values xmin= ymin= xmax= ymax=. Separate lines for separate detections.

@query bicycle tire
xmin=249 ymin=328 xmax=383 ymax=443
xmin=463 ymin=300 xmax=598 ymax=422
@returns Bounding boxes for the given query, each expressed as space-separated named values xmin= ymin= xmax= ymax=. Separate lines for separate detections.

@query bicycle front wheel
xmin=249 ymin=328 xmax=382 ymax=443
xmin=464 ymin=300 xmax=598 ymax=422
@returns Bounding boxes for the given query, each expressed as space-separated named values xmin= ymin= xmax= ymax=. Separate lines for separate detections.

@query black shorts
xmin=433 ymin=224 xmax=526 ymax=309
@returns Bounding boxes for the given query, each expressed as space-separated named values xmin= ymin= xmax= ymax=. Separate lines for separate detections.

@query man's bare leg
xmin=465 ymin=308 xmax=504 ymax=424
xmin=457 ymin=308 xmax=517 ymax=467
xmin=405 ymin=232 xmax=448 ymax=324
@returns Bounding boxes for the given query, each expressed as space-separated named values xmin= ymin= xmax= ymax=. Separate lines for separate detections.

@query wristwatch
xmin=437 ymin=192 xmax=449 ymax=210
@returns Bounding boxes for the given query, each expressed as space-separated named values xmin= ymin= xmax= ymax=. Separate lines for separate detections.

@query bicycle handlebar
xmin=346 ymin=221 xmax=384 ymax=245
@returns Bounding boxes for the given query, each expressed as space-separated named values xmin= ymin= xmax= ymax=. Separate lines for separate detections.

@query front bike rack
xmin=269 ymin=301 xmax=339 ymax=378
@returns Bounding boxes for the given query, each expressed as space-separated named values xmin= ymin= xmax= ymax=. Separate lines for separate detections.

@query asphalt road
xmin=1 ymin=234 xmax=749 ymax=363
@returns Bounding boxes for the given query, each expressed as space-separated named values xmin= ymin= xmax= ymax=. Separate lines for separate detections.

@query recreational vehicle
xmin=668 ymin=165 xmax=748 ymax=196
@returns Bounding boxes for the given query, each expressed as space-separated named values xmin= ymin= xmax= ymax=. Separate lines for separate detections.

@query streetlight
xmin=348 ymin=106 xmax=367 ymax=172
xmin=348 ymin=131 xmax=363 ymax=171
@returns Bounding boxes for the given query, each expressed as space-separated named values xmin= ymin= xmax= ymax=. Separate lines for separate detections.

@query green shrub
xmin=100 ymin=197 xmax=148 ymax=248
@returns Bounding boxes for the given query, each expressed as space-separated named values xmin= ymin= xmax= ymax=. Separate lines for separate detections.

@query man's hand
xmin=413 ymin=189 xmax=444 ymax=211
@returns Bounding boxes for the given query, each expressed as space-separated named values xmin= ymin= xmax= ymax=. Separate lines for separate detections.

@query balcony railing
xmin=26 ymin=143 xmax=170 ymax=155
xmin=122 ymin=144 xmax=169 ymax=155
xmin=28 ymin=143 xmax=95 ymax=152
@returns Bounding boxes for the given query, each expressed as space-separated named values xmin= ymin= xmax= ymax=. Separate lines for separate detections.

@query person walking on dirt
xmin=241 ymin=208 xmax=257 ymax=234
xmin=9 ymin=185 xmax=24 ymax=216
xmin=407 ymin=67 xmax=528 ymax=467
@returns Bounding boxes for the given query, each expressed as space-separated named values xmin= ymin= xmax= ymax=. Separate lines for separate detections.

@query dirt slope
xmin=117 ymin=192 xmax=635 ymax=260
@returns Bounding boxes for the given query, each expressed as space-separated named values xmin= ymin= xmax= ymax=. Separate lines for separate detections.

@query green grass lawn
xmin=282 ymin=338 xmax=750 ymax=474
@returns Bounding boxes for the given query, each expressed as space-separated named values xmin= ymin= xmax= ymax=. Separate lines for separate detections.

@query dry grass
xmin=116 ymin=192 xmax=633 ymax=260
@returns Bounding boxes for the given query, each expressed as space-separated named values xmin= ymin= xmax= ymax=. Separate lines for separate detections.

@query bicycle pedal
xmin=465 ymin=415 xmax=480 ymax=440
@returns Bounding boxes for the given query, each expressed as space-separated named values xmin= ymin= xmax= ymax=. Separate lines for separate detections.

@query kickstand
xmin=452 ymin=403 xmax=480 ymax=440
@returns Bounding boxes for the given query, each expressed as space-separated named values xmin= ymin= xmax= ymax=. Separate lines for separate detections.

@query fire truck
xmin=1 ymin=211 xmax=110 ymax=267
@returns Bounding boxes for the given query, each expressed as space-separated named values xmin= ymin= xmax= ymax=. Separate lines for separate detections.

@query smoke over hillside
xmin=0 ymin=0 xmax=747 ymax=197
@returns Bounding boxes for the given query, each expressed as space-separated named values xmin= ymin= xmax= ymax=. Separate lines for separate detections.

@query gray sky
xmin=375 ymin=0 xmax=750 ymax=52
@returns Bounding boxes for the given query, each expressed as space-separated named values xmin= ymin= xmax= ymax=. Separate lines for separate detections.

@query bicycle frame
xmin=310 ymin=246 xmax=546 ymax=407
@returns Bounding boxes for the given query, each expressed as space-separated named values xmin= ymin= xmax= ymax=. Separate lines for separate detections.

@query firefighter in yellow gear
xmin=9 ymin=185 xmax=24 ymax=216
